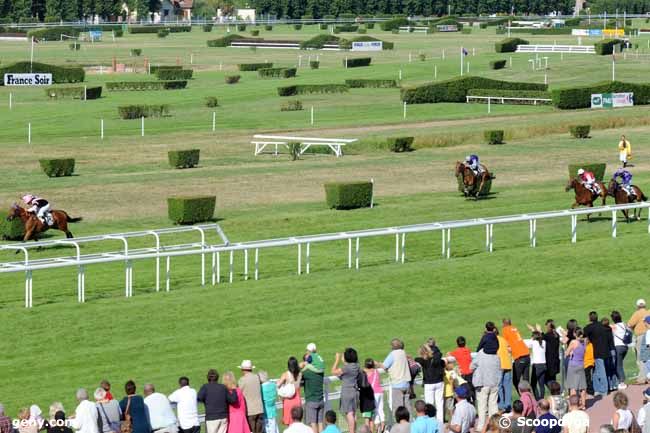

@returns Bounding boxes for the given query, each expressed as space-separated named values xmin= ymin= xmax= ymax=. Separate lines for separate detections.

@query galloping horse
xmin=455 ymin=161 xmax=493 ymax=199
xmin=6 ymin=204 xmax=82 ymax=242
xmin=607 ymin=179 xmax=648 ymax=222
xmin=565 ymin=178 xmax=607 ymax=221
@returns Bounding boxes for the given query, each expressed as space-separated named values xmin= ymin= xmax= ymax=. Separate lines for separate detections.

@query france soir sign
xmin=4 ymin=73 xmax=53 ymax=86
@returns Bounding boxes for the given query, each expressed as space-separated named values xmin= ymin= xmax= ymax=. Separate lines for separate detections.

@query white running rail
xmin=516 ymin=44 xmax=595 ymax=53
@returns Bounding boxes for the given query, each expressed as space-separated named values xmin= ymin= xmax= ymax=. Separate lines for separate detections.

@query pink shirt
xmin=367 ymin=369 xmax=383 ymax=394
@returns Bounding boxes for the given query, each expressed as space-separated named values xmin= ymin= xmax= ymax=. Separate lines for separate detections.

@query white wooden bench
xmin=399 ymin=26 xmax=430 ymax=34
xmin=252 ymin=134 xmax=358 ymax=158
xmin=516 ymin=45 xmax=595 ymax=53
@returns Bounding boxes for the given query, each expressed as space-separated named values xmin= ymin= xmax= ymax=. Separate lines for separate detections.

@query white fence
xmin=466 ymin=95 xmax=552 ymax=105
xmin=1 ymin=203 xmax=649 ymax=308
xmin=516 ymin=45 xmax=596 ymax=53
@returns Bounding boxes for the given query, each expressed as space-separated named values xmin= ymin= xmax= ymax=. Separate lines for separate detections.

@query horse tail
xmin=64 ymin=212 xmax=83 ymax=223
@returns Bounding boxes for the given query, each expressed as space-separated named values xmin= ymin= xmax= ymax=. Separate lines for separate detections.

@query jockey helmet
xmin=577 ymin=168 xmax=585 ymax=175
xmin=465 ymin=155 xmax=471 ymax=161
xmin=22 ymin=194 xmax=34 ymax=204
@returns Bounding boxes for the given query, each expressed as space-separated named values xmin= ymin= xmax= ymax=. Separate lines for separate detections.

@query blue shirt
xmin=535 ymin=413 xmax=561 ymax=433
xmin=411 ymin=416 xmax=439 ymax=433
xmin=322 ymin=424 xmax=341 ymax=433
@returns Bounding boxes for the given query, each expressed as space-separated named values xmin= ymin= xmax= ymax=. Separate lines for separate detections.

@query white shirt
xmin=612 ymin=322 xmax=628 ymax=347
xmin=524 ymin=339 xmax=546 ymax=364
xmin=144 ymin=393 xmax=177 ymax=430
xmin=71 ymin=400 xmax=99 ymax=433
xmin=613 ymin=409 xmax=633 ymax=430
xmin=168 ymin=386 xmax=199 ymax=429
xmin=638 ymin=402 xmax=650 ymax=427
xmin=561 ymin=410 xmax=590 ymax=433
xmin=284 ymin=422 xmax=313 ymax=433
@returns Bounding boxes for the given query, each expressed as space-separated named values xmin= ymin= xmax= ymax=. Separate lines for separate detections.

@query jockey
xmin=22 ymin=194 xmax=52 ymax=224
xmin=577 ymin=168 xmax=600 ymax=195
xmin=612 ymin=168 xmax=634 ymax=197
xmin=465 ymin=154 xmax=480 ymax=174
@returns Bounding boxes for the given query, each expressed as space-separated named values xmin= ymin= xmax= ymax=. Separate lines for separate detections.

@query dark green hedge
xmin=495 ymin=37 xmax=529 ymax=53
xmin=265 ymin=25 xmax=273 ymax=30
xmin=27 ymin=26 xmax=80 ymax=40
xmin=258 ymin=67 xmax=297 ymax=78
xmin=157 ymin=29 xmax=170 ymax=38
xmin=237 ymin=24 xmax=247 ymax=31
xmin=551 ymin=81 xmax=650 ymax=109
xmin=490 ymin=60 xmax=507 ymax=70
xmin=344 ymin=57 xmax=372 ymax=67
xmin=568 ymin=163 xmax=606 ymax=181
xmin=401 ymin=76 xmax=547 ymax=104
xmin=0 ymin=211 xmax=25 ymax=240
xmin=569 ymin=125 xmax=591 ymax=138
xmin=168 ymin=149 xmax=200 ymax=169
xmin=345 ymin=79 xmax=397 ymax=88
xmin=281 ymin=100 xmax=303 ymax=111
xmin=207 ymin=34 xmax=242 ymax=47
xmin=484 ymin=130 xmax=504 ymax=144
xmin=300 ymin=34 xmax=340 ymax=49
xmin=106 ymin=81 xmax=187 ymax=91
xmin=238 ymin=62 xmax=273 ymax=71
xmin=310 ymin=60 xmax=320 ymax=69
xmin=150 ymin=65 xmax=182 ymax=74
xmin=203 ymin=24 xmax=213 ymax=32
xmin=325 ymin=182 xmax=373 ymax=210
xmin=39 ymin=158 xmax=75 ymax=177
xmin=250 ymin=29 xmax=260 ymax=36
xmin=335 ymin=24 xmax=358 ymax=32
xmin=205 ymin=96 xmax=218 ymax=107
xmin=45 ymin=85 xmax=102 ymax=100
xmin=387 ymin=137 xmax=414 ymax=152
xmin=155 ymin=69 xmax=193 ymax=80
xmin=168 ymin=196 xmax=216 ymax=224
xmin=594 ymin=38 xmax=624 ymax=55
xmin=225 ymin=75 xmax=241 ymax=84
xmin=278 ymin=84 xmax=349 ymax=96
xmin=118 ymin=104 xmax=169 ymax=119
xmin=380 ymin=17 xmax=409 ymax=31
xmin=0 ymin=61 xmax=84 ymax=85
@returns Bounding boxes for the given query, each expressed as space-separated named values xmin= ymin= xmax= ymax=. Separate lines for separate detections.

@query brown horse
xmin=607 ymin=179 xmax=648 ymax=222
xmin=565 ymin=178 xmax=607 ymax=216
xmin=6 ymin=204 xmax=82 ymax=242
xmin=455 ymin=161 xmax=493 ymax=199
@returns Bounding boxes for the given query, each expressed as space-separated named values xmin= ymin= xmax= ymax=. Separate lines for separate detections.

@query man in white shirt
xmin=561 ymin=396 xmax=589 ymax=433
xmin=285 ymin=407 xmax=313 ymax=433
xmin=449 ymin=386 xmax=476 ymax=433
xmin=168 ymin=377 xmax=200 ymax=433
xmin=144 ymin=384 xmax=178 ymax=433
xmin=637 ymin=388 xmax=650 ymax=433
xmin=70 ymin=389 xmax=99 ymax=433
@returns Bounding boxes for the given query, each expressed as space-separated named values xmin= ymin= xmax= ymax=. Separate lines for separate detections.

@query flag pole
xmin=460 ymin=47 xmax=464 ymax=76
xmin=30 ymin=36 xmax=34 ymax=72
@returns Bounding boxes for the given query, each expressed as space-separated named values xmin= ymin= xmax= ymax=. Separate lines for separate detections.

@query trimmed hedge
xmin=203 ymin=24 xmax=213 ymax=32
xmin=265 ymin=25 xmax=273 ymax=31
xmin=490 ymin=59 xmax=507 ymax=70
xmin=278 ymin=84 xmax=349 ymax=96
xmin=205 ymin=96 xmax=218 ymax=107
xmin=344 ymin=57 xmax=372 ymax=68
xmin=0 ymin=61 xmax=84 ymax=85
xmin=325 ymin=182 xmax=373 ymax=210
xmin=155 ymin=69 xmax=193 ymax=80
xmin=569 ymin=125 xmax=591 ymax=138
xmin=319 ymin=23 xmax=328 ymax=30
xmin=27 ymin=26 xmax=79 ymax=40
xmin=258 ymin=67 xmax=297 ymax=78
xmin=131 ymin=48 xmax=142 ymax=56
xmin=69 ymin=42 xmax=80 ymax=50
xmin=45 ymin=85 xmax=102 ymax=100
xmin=117 ymin=104 xmax=169 ymax=119
xmin=168 ymin=149 xmax=200 ymax=169
xmin=495 ymin=37 xmax=529 ymax=53
xmin=300 ymin=34 xmax=340 ymax=49
xmin=294 ymin=24 xmax=303 ymax=30
xmin=238 ymin=62 xmax=273 ymax=71
xmin=335 ymin=24 xmax=359 ymax=32
xmin=106 ymin=81 xmax=187 ymax=91
xmin=310 ymin=60 xmax=320 ymax=69
xmin=388 ymin=137 xmax=414 ymax=152
xmin=401 ymin=76 xmax=547 ymax=104
xmin=250 ymin=29 xmax=260 ymax=36
xmin=568 ymin=163 xmax=606 ymax=181
xmin=157 ymin=29 xmax=169 ymax=38
xmin=168 ymin=196 xmax=216 ymax=224
xmin=207 ymin=34 xmax=242 ymax=47
xmin=237 ymin=24 xmax=247 ymax=31
xmin=594 ymin=39 xmax=624 ymax=55
xmin=551 ymin=81 xmax=650 ymax=109
xmin=149 ymin=65 xmax=181 ymax=74
xmin=225 ymin=75 xmax=241 ymax=84
xmin=39 ymin=158 xmax=75 ymax=177
xmin=345 ymin=79 xmax=397 ymax=88
xmin=484 ymin=130 xmax=504 ymax=144
xmin=281 ymin=100 xmax=303 ymax=111
xmin=0 ymin=211 xmax=25 ymax=241
xmin=380 ymin=17 xmax=410 ymax=31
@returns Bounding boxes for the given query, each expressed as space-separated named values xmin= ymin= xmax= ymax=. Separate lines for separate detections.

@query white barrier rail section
xmin=466 ymin=95 xmax=552 ymax=105
xmin=516 ymin=45 xmax=596 ymax=53
xmin=1 ymin=203 xmax=649 ymax=308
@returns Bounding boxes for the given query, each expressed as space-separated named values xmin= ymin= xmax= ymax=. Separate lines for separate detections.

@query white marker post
xmin=9 ymin=92 xmax=12 ymax=110
xmin=409 ymin=52 xmax=412 ymax=63
xmin=310 ymin=106 xmax=314 ymax=125
xmin=28 ymin=123 xmax=31 ymax=144
xmin=466 ymin=62 xmax=470 ymax=74
xmin=100 ymin=119 xmax=104 ymax=139
xmin=141 ymin=116 xmax=144 ymax=137
xmin=509 ymin=56 xmax=512 ymax=67
xmin=212 ymin=112 xmax=216 ymax=132
xmin=370 ymin=178 xmax=374 ymax=208
xmin=403 ymin=102 xmax=407 ymax=119
xmin=460 ymin=47 xmax=464 ymax=76
xmin=442 ymin=49 xmax=445 ymax=60
xmin=84 ymin=85 xmax=87 ymax=101
xmin=472 ymin=47 xmax=475 ymax=56
xmin=488 ymin=97 xmax=491 ymax=114
xmin=544 ymin=73 xmax=548 ymax=85
xmin=612 ymin=58 xmax=616 ymax=81
xmin=298 ymin=55 xmax=302 ymax=68
xmin=191 ymin=53 xmax=194 ymax=64
xmin=345 ymin=57 xmax=348 ymax=68
xmin=399 ymin=69 xmax=402 ymax=80
xmin=434 ymin=65 xmax=437 ymax=79
xmin=529 ymin=59 xmax=535 ymax=70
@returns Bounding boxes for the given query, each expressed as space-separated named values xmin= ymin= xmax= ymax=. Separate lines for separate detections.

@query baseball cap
xmin=306 ymin=343 xmax=317 ymax=352
xmin=644 ymin=316 xmax=650 ymax=324
xmin=637 ymin=299 xmax=646 ymax=307
xmin=645 ymin=387 xmax=650 ymax=399
xmin=454 ymin=386 xmax=469 ymax=398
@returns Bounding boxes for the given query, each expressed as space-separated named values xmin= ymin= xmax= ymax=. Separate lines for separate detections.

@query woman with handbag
xmin=276 ymin=357 xmax=301 ymax=427
xmin=119 ymin=381 xmax=151 ymax=433
xmin=332 ymin=348 xmax=361 ymax=433
xmin=223 ymin=372 xmax=250 ymax=433
xmin=611 ymin=311 xmax=631 ymax=390
xmin=95 ymin=388 xmax=121 ymax=433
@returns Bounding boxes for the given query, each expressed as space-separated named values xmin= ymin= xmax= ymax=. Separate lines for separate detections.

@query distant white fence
xmin=1 ymin=203 xmax=649 ymax=308
xmin=516 ymin=44 xmax=595 ymax=53
xmin=466 ymin=95 xmax=552 ymax=105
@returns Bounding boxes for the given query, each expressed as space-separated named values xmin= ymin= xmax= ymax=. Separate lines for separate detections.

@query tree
xmin=13 ymin=0 xmax=33 ymax=21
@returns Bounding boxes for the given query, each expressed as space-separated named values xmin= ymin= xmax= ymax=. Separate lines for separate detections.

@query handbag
xmin=630 ymin=414 xmax=641 ymax=433
xmin=99 ymin=403 xmax=121 ymax=433
xmin=278 ymin=383 xmax=296 ymax=399
xmin=120 ymin=397 xmax=132 ymax=433
xmin=356 ymin=370 xmax=370 ymax=389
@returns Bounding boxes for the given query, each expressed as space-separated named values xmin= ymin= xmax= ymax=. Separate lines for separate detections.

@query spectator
xmin=536 ymin=400 xmax=561 ymax=433
xmin=524 ymin=330 xmax=547 ymax=401
xmin=223 ymin=372 xmax=250 ymax=433
xmin=517 ymin=381 xmax=536 ymax=418
xmin=144 ymin=383 xmax=178 ymax=433
xmin=257 ymin=371 xmax=278 ymax=433
xmin=611 ymin=392 xmax=633 ymax=431
xmin=584 ymin=312 xmax=609 ymax=396
xmin=627 ymin=299 xmax=649 ymax=384
xmin=502 ymin=319 xmax=531 ymax=393
xmin=584 ymin=340 xmax=595 ymax=397
xmin=70 ymin=389 xmax=99 ymax=433
xmin=415 ymin=343 xmax=445 ymax=424
xmin=601 ymin=317 xmax=618 ymax=392
xmin=284 ymin=407 xmax=312 ymax=433
xmin=364 ymin=359 xmax=385 ymax=433
xmin=18 ymin=407 xmax=37 ymax=433
xmin=599 ymin=425 xmax=615 ymax=433
xmin=94 ymin=388 xmax=121 ymax=433
xmin=546 ymin=382 xmax=568 ymax=420
xmin=377 ymin=339 xmax=412 ymax=416
xmin=443 ymin=358 xmax=461 ymax=423
xmin=483 ymin=414 xmax=501 ymax=433
xmin=168 ymin=377 xmax=200 ymax=433
xmin=543 ymin=320 xmax=561 ymax=385
xmin=449 ymin=337 xmax=474 ymax=404
xmin=0 ymin=404 xmax=11 ymax=433
xmin=610 ymin=311 xmax=629 ymax=390
xmin=238 ymin=360 xmax=264 ymax=433
xmin=410 ymin=400 xmax=439 ymax=433
xmin=301 ymin=353 xmax=325 ymax=433
xmin=197 ymin=369 xmax=237 ymax=433
xmin=471 ymin=349 xmax=500 ymax=432
xmin=477 ymin=322 xmax=499 ymax=355
xmin=332 ymin=348 xmax=361 ymax=433
xmin=119 ymin=381 xmax=151 ymax=433
xmin=277 ymin=357 xmax=302 ymax=427
xmin=618 ymin=134 xmax=632 ymax=168
xmin=510 ymin=400 xmax=534 ymax=433
xmin=49 ymin=403 xmax=65 ymax=421
xmin=496 ymin=328 xmax=513 ymax=413
xmin=100 ymin=381 xmax=113 ymax=401
xmin=561 ymin=396 xmax=589 ymax=433
xmin=322 ymin=411 xmax=340 ymax=433
xmin=424 ymin=404 xmax=436 ymax=420
xmin=636 ymin=388 xmax=650 ymax=431
xmin=448 ymin=386 xmax=476 ymax=433
xmin=47 ymin=412 xmax=73 ymax=433
xmin=389 ymin=407 xmax=410 ymax=433
xmin=305 ymin=343 xmax=325 ymax=372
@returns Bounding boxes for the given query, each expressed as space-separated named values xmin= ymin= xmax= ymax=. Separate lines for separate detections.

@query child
xmin=259 ymin=371 xmax=279 ymax=433
xmin=363 ymin=359 xmax=384 ymax=433
xmin=443 ymin=357 xmax=465 ymax=423
xmin=449 ymin=336 xmax=474 ymax=403
xmin=304 ymin=342 xmax=325 ymax=373
xmin=322 ymin=411 xmax=341 ymax=433
xmin=584 ymin=342 xmax=595 ymax=396
xmin=476 ymin=322 xmax=499 ymax=355
xmin=100 ymin=380 xmax=113 ymax=401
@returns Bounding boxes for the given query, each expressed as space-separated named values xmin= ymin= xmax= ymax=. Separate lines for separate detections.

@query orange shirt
xmin=502 ymin=325 xmax=530 ymax=360
xmin=584 ymin=342 xmax=595 ymax=368
xmin=450 ymin=347 xmax=472 ymax=376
